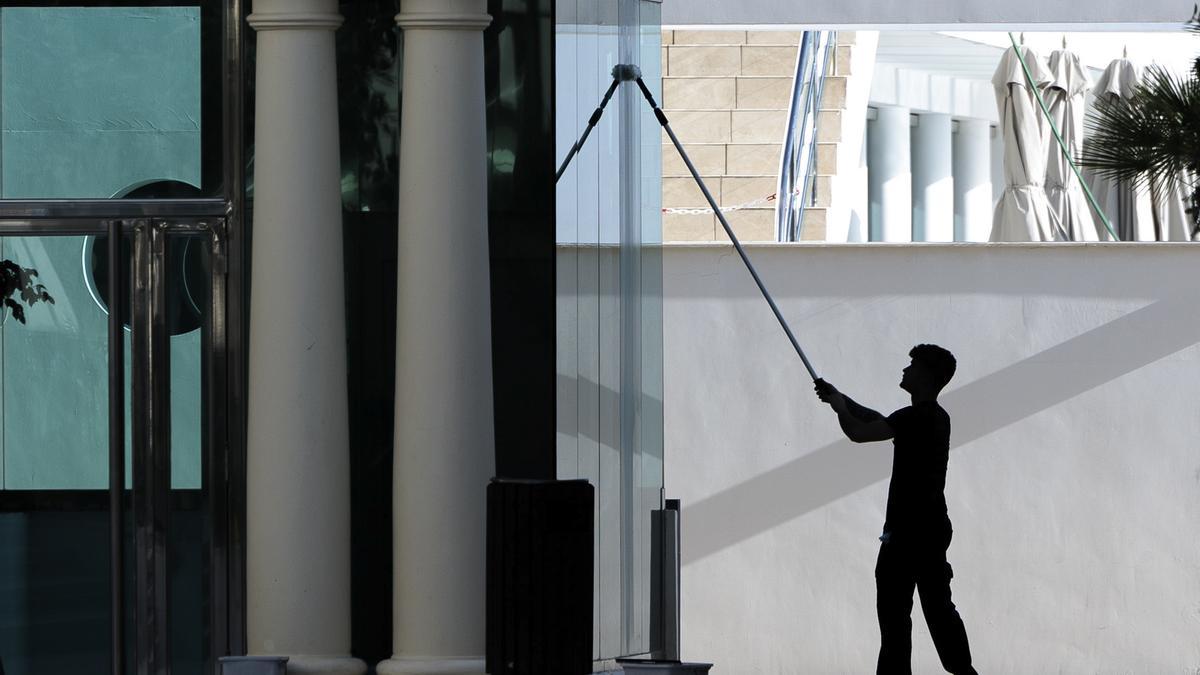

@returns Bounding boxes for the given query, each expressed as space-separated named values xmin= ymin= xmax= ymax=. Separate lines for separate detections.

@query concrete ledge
xmin=376 ymin=658 xmax=485 ymax=675
xmin=278 ymin=655 xmax=367 ymax=675
xmin=616 ymin=659 xmax=714 ymax=674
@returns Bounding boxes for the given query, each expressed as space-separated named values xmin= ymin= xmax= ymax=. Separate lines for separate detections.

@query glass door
xmin=0 ymin=215 xmax=230 ymax=675
xmin=0 ymin=1 xmax=243 ymax=673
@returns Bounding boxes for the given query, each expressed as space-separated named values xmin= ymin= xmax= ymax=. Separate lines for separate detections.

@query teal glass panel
xmin=167 ymin=234 xmax=204 ymax=491
xmin=0 ymin=233 xmax=115 ymax=674
xmin=1 ymin=236 xmax=109 ymax=488
xmin=0 ymin=7 xmax=201 ymax=199
xmin=0 ymin=235 xmax=201 ymax=490
xmin=0 ymin=230 xmax=207 ymax=672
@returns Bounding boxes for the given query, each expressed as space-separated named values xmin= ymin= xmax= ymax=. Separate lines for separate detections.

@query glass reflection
xmin=0 ymin=229 xmax=209 ymax=672
xmin=0 ymin=235 xmax=113 ymax=673
xmin=0 ymin=7 xmax=202 ymax=199
xmin=555 ymin=0 xmax=664 ymax=660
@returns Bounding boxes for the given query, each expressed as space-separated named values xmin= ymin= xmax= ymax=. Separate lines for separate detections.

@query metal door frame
xmin=0 ymin=213 xmax=232 ymax=674
xmin=129 ymin=216 xmax=231 ymax=675
xmin=0 ymin=0 xmax=247 ymax=671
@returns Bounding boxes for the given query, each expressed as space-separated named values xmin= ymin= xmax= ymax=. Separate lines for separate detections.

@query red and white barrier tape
xmin=660 ymin=184 xmax=806 ymax=215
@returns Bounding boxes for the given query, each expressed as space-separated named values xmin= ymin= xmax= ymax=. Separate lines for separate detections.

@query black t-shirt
xmin=883 ymin=401 xmax=952 ymax=539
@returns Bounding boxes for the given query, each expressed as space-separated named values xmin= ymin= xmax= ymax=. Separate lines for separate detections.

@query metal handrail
xmin=799 ymin=33 xmax=837 ymax=219
xmin=776 ymin=31 xmax=837 ymax=241
xmin=775 ymin=34 xmax=812 ymax=241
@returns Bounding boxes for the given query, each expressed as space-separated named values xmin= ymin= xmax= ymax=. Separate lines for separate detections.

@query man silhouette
xmin=815 ymin=344 xmax=978 ymax=675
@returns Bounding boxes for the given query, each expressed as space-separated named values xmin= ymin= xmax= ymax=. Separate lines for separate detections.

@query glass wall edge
xmin=0 ymin=199 xmax=229 ymax=219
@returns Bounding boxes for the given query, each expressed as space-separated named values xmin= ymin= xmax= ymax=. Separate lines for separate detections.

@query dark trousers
xmin=875 ymin=531 xmax=977 ymax=675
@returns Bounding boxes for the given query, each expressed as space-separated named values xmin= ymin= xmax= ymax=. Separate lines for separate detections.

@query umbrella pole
xmin=630 ymin=73 xmax=821 ymax=382
xmin=1007 ymin=32 xmax=1119 ymax=240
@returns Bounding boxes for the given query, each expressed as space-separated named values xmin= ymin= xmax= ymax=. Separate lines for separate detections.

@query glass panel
xmin=556 ymin=0 xmax=664 ymax=660
xmin=556 ymin=0 xmax=612 ymax=656
xmin=335 ymin=1 xmax=400 ymax=214
xmin=333 ymin=1 xmax=402 ymax=663
xmin=5 ymin=231 xmax=204 ymax=491
xmin=555 ymin=0 xmax=617 ymax=659
xmin=0 ymin=6 xmax=212 ymax=199
xmin=0 ymin=233 xmax=114 ymax=674
xmin=4 ymin=235 xmax=115 ymax=488
xmin=595 ymin=0 xmax=622 ymax=656
xmin=623 ymin=0 xmax=663 ymax=655
xmin=167 ymin=234 xmax=205 ymax=491
xmin=0 ymin=227 xmax=212 ymax=673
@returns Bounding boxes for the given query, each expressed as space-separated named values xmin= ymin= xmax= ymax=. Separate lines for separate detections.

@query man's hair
xmin=910 ymin=344 xmax=956 ymax=391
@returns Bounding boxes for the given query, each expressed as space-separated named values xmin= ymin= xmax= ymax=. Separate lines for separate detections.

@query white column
xmin=911 ymin=112 xmax=953 ymax=242
xmin=245 ymin=1 xmax=365 ymax=674
xmin=867 ymin=106 xmax=912 ymax=242
xmin=953 ymin=118 xmax=993 ymax=242
xmin=846 ymin=126 xmax=869 ymax=242
xmin=990 ymin=122 xmax=1005 ymax=208
xmin=378 ymin=1 xmax=495 ymax=674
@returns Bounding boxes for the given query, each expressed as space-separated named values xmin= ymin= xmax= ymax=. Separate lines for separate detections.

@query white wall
xmin=870 ymin=66 xmax=997 ymax=121
xmin=664 ymin=243 xmax=1200 ymax=673
xmin=826 ymin=31 xmax=877 ymax=243
xmin=662 ymin=0 xmax=1189 ymax=27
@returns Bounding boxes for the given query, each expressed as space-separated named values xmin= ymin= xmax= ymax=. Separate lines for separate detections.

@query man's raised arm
xmin=814 ymin=379 xmax=895 ymax=443
xmin=841 ymin=394 xmax=885 ymax=423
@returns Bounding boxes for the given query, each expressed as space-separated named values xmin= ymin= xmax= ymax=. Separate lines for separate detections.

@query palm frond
xmin=1081 ymin=65 xmax=1200 ymax=194
xmin=1082 ymin=9 xmax=1200 ymax=236
xmin=1191 ymin=6 xmax=1200 ymax=77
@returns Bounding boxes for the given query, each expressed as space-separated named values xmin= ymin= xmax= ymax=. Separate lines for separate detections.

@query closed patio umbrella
xmin=1085 ymin=58 xmax=1155 ymax=241
xmin=990 ymin=45 xmax=1066 ymax=242
xmin=1045 ymin=48 xmax=1100 ymax=241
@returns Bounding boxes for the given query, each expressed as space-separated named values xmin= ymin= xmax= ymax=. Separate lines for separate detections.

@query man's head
xmin=900 ymin=344 xmax=956 ymax=397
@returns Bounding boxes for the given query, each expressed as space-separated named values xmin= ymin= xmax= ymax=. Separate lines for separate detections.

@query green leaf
xmin=6 ymin=299 xmax=26 ymax=324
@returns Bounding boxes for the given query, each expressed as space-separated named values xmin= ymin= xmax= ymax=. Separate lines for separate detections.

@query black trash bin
xmin=486 ymin=478 xmax=594 ymax=675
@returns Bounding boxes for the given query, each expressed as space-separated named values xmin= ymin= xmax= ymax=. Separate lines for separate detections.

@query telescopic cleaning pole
xmin=556 ymin=64 xmax=820 ymax=381
xmin=630 ymin=71 xmax=819 ymax=381
xmin=555 ymin=65 xmax=634 ymax=183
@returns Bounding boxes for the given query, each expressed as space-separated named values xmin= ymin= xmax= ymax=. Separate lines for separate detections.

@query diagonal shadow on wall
xmin=680 ymin=297 xmax=1200 ymax=565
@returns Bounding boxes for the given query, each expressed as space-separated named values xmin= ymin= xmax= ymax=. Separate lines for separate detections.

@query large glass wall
xmin=555 ymin=0 xmax=664 ymax=660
